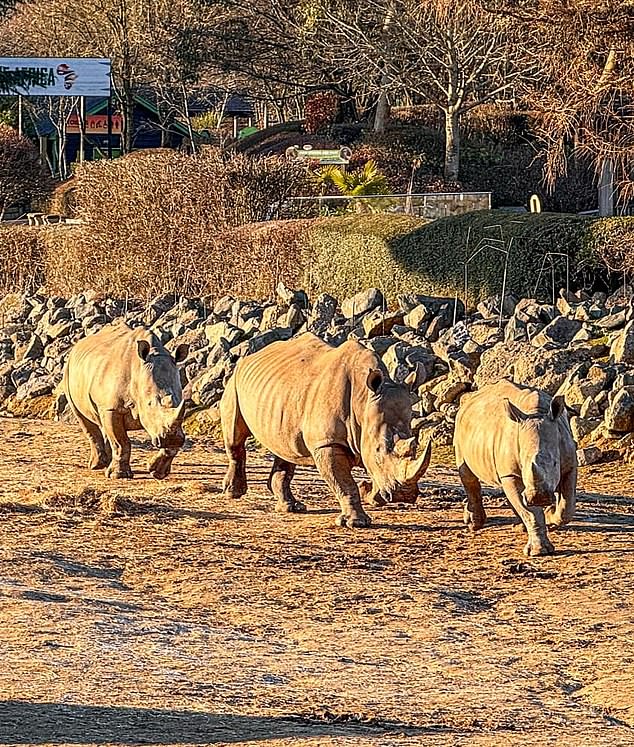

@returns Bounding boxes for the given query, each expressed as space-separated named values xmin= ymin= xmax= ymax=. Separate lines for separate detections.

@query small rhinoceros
xmin=453 ymin=379 xmax=577 ymax=556
xmin=220 ymin=333 xmax=431 ymax=528
xmin=62 ymin=322 xmax=189 ymax=479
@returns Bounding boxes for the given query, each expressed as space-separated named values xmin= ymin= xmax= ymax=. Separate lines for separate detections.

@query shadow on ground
xmin=0 ymin=701 xmax=437 ymax=744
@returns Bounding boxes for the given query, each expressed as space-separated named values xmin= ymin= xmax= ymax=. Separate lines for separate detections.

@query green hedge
xmin=302 ymin=210 xmax=607 ymax=306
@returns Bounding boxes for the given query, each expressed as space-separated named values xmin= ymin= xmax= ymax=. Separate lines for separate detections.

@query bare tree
xmin=0 ymin=124 xmax=51 ymax=218
xmin=485 ymin=0 xmax=634 ymax=208
xmin=322 ymin=0 xmax=526 ymax=180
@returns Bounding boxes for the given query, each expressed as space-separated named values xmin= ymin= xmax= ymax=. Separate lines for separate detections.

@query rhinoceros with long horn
xmin=454 ymin=379 xmax=577 ymax=556
xmin=62 ymin=322 xmax=189 ymax=480
xmin=220 ymin=333 xmax=431 ymax=527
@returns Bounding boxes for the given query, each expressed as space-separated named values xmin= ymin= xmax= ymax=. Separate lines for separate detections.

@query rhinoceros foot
xmin=336 ymin=511 xmax=371 ymax=528
xmin=105 ymin=464 xmax=133 ymax=479
xmin=463 ymin=506 xmax=487 ymax=531
xmin=89 ymin=455 xmax=110 ymax=470
xmin=274 ymin=499 xmax=306 ymax=514
xmin=524 ymin=537 xmax=555 ymax=557
xmin=147 ymin=455 xmax=173 ymax=480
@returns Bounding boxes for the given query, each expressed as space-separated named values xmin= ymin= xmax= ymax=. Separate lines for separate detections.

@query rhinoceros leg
xmin=268 ymin=457 xmax=306 ymax=514
xmin=458 ymin=462 xmax=487 ymax=530
xmin=313 ymin=445 xmax=371 ymax=528
xmin=220 ymin=380 xmax=249 ymax=499
xmin=101 ymin=410 xmax=133 ymax=479
xmin=545 ymin=467 xmax=577 ymax=529
xmin=70 ymin=405 xmax=111 ymax=470
xmin=501 ymin=476 xmax=554 ymax=556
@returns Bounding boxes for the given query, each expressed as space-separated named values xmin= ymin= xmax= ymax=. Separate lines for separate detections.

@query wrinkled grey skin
xmin=454 ymin=379 xmax=577 ymax=557
xmin=63 ymin=322 xmax=189 ymax=479
xmin=221 ymin=333 xmax=432 ymax=528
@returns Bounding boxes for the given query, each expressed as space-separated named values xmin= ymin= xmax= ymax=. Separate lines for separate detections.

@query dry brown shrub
xmin=0 ymin=225 xmax=45 ymax=294
xmin=48 ymin=178 xmax=77 ymax=217
xmin=42 ymin=149 xmax=315 ymax=298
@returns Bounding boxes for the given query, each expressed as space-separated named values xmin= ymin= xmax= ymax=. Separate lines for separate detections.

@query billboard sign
xmin=0 ymin=57 xmax=111 ymax=96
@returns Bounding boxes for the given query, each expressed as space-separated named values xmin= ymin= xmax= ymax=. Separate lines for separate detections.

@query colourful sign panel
xmin=67 ymin=113 xmax=122 ymax=134
xmin=0 ymin=57 xmax=111 ymax=96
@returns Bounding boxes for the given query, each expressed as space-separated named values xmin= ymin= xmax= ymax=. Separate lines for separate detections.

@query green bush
xmin=301 ymin=211 xmax=606 ymax=306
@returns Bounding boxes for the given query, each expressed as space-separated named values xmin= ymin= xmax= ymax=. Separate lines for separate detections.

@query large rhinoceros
xmin=453 ymin=379 xmax=577 ymax=556
xmin=220 ymin=333 xmax=432 ymax=527
xmin=62 ymin=322 xmax=189 ymax=479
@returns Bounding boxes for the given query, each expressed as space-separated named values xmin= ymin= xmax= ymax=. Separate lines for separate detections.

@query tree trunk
xmin=443 ymin=107 xmax=460 ymax=182
xmin=122 ymin=88 xmax=135 ymax=154
xmin=373 ymin=86 xmax=390 ymax=133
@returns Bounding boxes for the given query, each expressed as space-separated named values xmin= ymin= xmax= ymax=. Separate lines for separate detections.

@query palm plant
xmin=315 ymin=159 xmax=391 ymax=213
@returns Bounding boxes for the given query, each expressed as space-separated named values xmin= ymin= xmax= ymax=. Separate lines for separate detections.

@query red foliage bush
xmin=304 ymin=91 xmax=340 ymax=135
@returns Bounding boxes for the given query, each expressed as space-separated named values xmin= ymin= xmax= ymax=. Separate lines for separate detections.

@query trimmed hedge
xmin=2 ymin=210 xmax=634 ymax=304
xmin=303 ymin=211 xmax=600 ymax=306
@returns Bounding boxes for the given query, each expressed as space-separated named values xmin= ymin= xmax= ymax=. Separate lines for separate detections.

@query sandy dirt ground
xmin=0 ymin=416 xmax=633 ymax=747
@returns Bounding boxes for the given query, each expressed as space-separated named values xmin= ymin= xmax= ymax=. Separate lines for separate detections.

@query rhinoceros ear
xmin=137 ymin=340 xmax=151 ymax=361
xmin=549 ymin=395 xmax=565 ymax=420
xmin=366 ymin=368 xmax=384 ymax=394
xmin=505 ymin=398 xmax=524 ymax=423
xmin=174 ymin=343 xmax=189 ymax=364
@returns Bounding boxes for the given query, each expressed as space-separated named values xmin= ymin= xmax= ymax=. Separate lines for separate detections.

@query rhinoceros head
xmin=359 ymin=369 xmax=432 ymax=504
xmin=135 ymin=339 xmax=189 ymax=450
xmin=506 ymin=394 xmax=566 ymax=507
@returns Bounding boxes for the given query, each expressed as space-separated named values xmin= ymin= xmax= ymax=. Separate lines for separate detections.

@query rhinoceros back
xmin=227 ymin=333 xmax=382 ymax=462
xmin=64 ymin=323 xmax=160 ymax=422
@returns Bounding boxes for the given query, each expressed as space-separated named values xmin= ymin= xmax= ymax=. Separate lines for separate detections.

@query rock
xmin=284 ymin=303 xmax=305 ymax=332
xmin=247 ymin=327 xmax=293 ymax=354
xmin=531 ymin=317 xmax=582 ymax=347
xmin=403 ymin=304 xmax=433 ymax=331
xmin=341 ymin=288 xmax=385 ymax=319
xmin=604 ymin=386 xmax=634 ymax=432
xmin=398 ymin=293 xmax=464 ymax=319
xmin=476 ymin=341 xmax=594 ymax=395
xmin=597 ymin=308 xmax=627 ymax=331
xmin=307 ymin=293 xmax=338 ymax=335
xmin=10 ymin=359 xmax=38 ymax=388
xmin=610 ymin=320 xmax=634 ymax=364
xmin=276 ymin=283 xmax=309 ymax=309
xmin=577 ymin=446 xmax=603 ymax=467
xmin=19 ymin=334 xmax=44 ymax=362
xmin=204 ymin=321 xmax=243 ymax=348
xmin=431 ymin=378 xmax=468 ymax=405
xmin=429 ymin=419 xmax=455 ymax=446
xmin=417 ymin=391 xmax=437 ymax=416
xmin=580 ymin=396 xmax=602 ymax=419
xmin=143 ymin=293 xmax=176 ymax=325
xmin=15 ymin=373 xmax=55 ymax=401
xmin=570 ymin=415 xmax=601 ymax=443
xmin=45 ymin=319 xmax=80 ymax=341
xmin=477 ymin=293 xmax=518 ymax=320
xmin=556 ymin=363 xmax=608 ymax=410
xmin=358 ymin=336 xmax=394 ymax=358
xmin=362 ymin=309 xmax=404 ymax=338
xmin=214 ymin=295 xmax=236 ymax=318
xmin=189 ymin=362 xmax=231 ymax=407
xmin=382 ymin=343 xmax=410 ymax=383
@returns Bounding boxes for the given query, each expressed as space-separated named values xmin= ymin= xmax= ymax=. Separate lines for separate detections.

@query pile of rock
xmin=1 ymin=283 xmax=634 ymax=464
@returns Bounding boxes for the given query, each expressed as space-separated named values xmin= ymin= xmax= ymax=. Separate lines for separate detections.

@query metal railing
xmin=276 ymin=191 xmax=491 ymax=220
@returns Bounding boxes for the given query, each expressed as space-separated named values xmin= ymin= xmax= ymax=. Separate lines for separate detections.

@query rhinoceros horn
xmin=400 ymin=438 xmax=432 ymax=484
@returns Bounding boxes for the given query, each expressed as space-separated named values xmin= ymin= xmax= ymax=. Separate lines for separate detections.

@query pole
xmin=107 ymin=96 xmax=113 ymax=159
xmin=17 ymin=95 xmax=23 ymax=137
xmin=79 ymin=96 xmax=85 ymax=163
